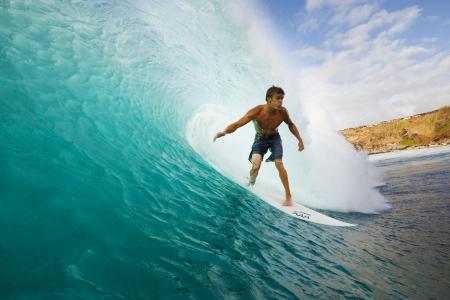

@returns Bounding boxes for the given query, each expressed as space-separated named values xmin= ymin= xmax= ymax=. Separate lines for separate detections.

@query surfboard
xmin=254 ymin=192 xmax=357 ymax=227
xmin=273 ymin=202 xmax=355 ymax=227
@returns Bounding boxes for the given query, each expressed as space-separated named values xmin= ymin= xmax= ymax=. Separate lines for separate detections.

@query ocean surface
xmin=1 ymin=1 xmax=449 ymax=299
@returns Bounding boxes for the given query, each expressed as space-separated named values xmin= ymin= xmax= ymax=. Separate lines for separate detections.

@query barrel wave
xmin=1 ymin=1 xmax=391 ymax=299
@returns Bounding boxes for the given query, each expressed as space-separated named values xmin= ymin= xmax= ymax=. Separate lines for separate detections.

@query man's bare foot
xmin=282 ymin=195 xmax=292 ymax=206
xmin=247 ymin=177 xmax=256 ymax=186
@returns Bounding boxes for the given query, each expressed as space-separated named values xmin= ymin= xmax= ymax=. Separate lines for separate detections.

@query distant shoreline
xmin=340 ymin=106 xmax=450 ymax=155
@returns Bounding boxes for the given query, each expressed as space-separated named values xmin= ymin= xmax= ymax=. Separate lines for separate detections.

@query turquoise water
xmin=1 ymin=1 xmax=449 ymax=299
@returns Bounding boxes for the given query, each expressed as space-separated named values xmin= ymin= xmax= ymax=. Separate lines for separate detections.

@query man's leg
xmin=248 ymin=154 xmax=262 ymax=186
xmin=274 ymin=160 xmax=292 ymax=206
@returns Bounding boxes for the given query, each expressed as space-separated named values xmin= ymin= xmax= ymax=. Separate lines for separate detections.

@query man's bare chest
xmin=254 ymin=112 xmax=284 ymax=129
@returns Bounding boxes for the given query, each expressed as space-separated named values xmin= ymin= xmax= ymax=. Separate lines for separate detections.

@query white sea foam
xmin=369 ymin=145 xmax=450 ymax=161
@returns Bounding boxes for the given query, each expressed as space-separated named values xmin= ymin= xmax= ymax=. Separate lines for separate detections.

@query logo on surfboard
xmin=293 ymin=211 xmax=311 ymax=219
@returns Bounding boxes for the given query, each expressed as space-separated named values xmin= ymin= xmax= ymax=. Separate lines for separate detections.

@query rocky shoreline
xmin=340 ymin=106 xmax=450 ymax=155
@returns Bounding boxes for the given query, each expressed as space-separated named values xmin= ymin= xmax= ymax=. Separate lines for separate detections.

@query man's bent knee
xmin=251 ymin=154 xmax=262 ymax=168
xmin=274 ymin=160 xmax=284 ymax=170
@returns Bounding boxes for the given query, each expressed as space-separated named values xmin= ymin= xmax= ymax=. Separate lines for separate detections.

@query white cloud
xmin=330 ymin=6 xmax=420 ymax=49
xmin=295 ymin=12 xmax=322 ymax=32
xmin=385 ymin=6 xmax=420 ymax=35
xmin=306 ymin=0 xmax=362 ymax=12
xmin=422 ymin=37 xmax=438 ymax=43
xmin=298 ymin=1 xmax=376 ymax=34
xmin=330 ymin=3 xmax=377 ymax=26
xmin=293 ymin=46 xmax=328 ymax=61
xmin=296 ymin=5 xmax=450 ymax=129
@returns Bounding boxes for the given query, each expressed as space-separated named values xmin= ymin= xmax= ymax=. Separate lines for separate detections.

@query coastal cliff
xmin=340 ymin=106 xmax=450 ymax=154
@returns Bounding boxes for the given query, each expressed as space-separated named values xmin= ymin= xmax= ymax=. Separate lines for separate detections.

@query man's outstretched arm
xmin=213 ymin=106 xmax=260 ymax=142
xmin=283 ymin=109 xmax=305 ymax=151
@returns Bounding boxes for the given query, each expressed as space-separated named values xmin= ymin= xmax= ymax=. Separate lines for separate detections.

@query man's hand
xmin=213 ymin=131 xmax=226 ymax=142
xmin=298 ymin=140 xmax=305 ymax=151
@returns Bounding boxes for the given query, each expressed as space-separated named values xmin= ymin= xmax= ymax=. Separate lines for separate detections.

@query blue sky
xmin=254 ymin=0 xmax=450 ymax=128
xmin=259 ymin=0 xmax=450 ymax=58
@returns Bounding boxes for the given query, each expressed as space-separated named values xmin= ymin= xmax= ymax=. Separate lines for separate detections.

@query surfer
xmin=213 ymin=86 xmax=304 ymax=206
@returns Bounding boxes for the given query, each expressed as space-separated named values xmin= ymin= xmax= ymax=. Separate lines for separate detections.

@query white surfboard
xmin=248 ymin=187 xmax=357 ymax=227
xmin=264 ymin=199 xmax=356 ymax=227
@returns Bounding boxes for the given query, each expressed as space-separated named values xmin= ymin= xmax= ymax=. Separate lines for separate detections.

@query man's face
xmin=268 ymin=93 xmax=284 ymax=108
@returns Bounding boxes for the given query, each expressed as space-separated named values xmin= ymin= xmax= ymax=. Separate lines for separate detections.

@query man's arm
xmin=283 ymin=109 xmax=305 ymax=151
xmin=213 ymin=106 xmax=260 ymax=142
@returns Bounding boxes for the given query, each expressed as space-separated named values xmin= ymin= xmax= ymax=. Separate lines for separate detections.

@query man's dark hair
xmin=266 ymin=86 xmax=285 ymax=102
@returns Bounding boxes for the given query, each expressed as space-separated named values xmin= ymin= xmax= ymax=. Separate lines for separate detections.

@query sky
xmin=257 ymin=0 xmax=450 ymax=129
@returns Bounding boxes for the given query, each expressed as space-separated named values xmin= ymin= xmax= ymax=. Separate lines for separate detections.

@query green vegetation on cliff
xmin=340 ymin=106 xmax=450 ymax=154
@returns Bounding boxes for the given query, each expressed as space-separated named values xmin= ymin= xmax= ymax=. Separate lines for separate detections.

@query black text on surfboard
xmin=293 ymin=211 xmax=311 ymax=219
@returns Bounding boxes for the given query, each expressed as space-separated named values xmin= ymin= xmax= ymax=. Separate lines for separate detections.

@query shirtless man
xmin=213 ymin=86 xmax=304 ymax=206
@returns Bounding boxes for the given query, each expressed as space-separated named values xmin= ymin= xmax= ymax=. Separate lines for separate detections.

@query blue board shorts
xmin=248 ymin=132 xmax=283 ymax=163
